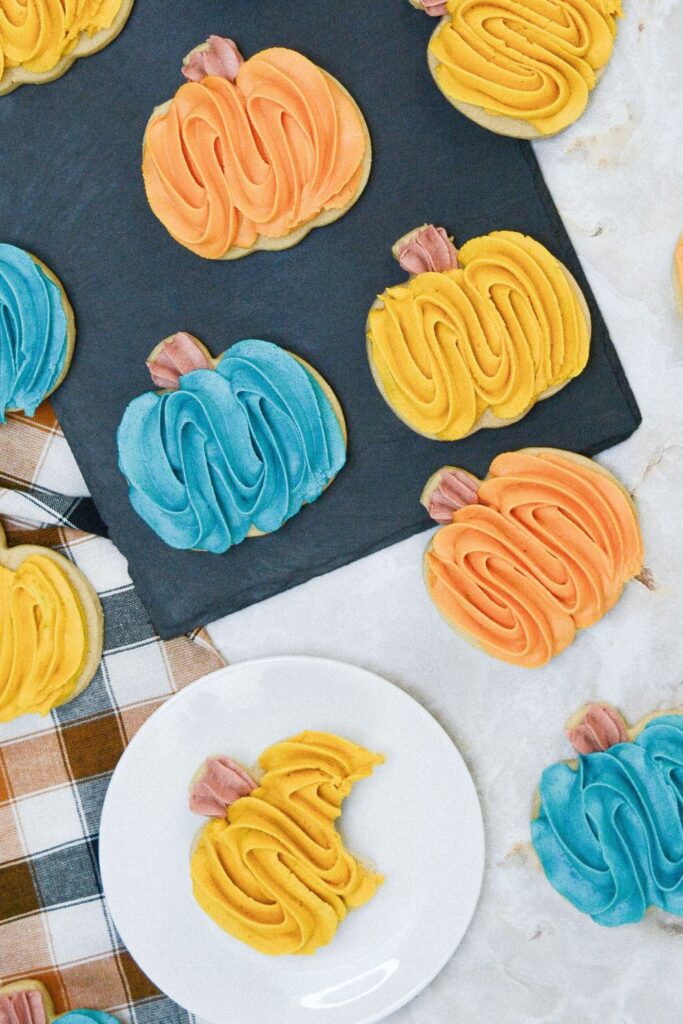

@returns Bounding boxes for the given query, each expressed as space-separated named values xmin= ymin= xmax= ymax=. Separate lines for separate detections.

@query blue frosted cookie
xmin=0 ymin=243 xmax=75 ymax=420
xmin=117 ymin=332 xmax=347 ymax=553
xmin=532 ymin=703 xmax=683 ymax=926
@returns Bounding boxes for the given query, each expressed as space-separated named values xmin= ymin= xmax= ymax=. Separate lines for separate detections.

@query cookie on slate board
xmin=189 ymin=732 xmax=384 ymax=956
xmin=0 ymin=243 xmax=76 ymax=421
xmin=142 ymin=35 xmax=372 ymax=259
xmin=531 ymin=702 xmax=683 ymax=925
xmin=367 ymin=225 xmax=591 ymax=441
xmin=0 ymin=524 xmax=104 ymax=723
xmin=421 ymin=448 xmax=643 ymax=668
xmin=410 ymin=0 xmax=623 ymax=138
xmin=0 ymin=0 xmax=134 ymax=96
xmin=117 ymin=332 xmax=347 ymax=554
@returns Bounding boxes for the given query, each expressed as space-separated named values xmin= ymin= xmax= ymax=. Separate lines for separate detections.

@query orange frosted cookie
xmin=410 ymin=0 xmax=623 ymax=138
xmin=421 ymin=449 xmax=643 ymax=667
xmin=143 ymin=36 xmax=372 ymax=260
xmin=674 ymin=232 xmax=683 ymax=315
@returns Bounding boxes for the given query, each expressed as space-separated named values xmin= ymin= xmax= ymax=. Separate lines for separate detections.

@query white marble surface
xmin=208 ymin=4 xmax=683 ymax=1021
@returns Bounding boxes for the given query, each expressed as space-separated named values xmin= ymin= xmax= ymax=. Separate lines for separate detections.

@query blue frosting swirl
xmin=532 ymin=714 xmax=683 ymax=926
xmin=57 ymin=1013 xmax=120 ymax=1024
xmin=117 ymin=340 xmax=346 ymax=553
xmin=0 ymin=243 xmax=69 ymax=420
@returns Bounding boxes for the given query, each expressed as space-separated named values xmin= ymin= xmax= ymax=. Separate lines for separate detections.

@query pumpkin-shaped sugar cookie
xmin=189 ymin=732 xmax=384 ymax=956
xmin=0 ymin=524 xmax=103 ymax=723
xmin=117 ymin=333 xmax=347 ymax=553
xmin=0 ymin=0 xmax=134 ymax=96
xmin=532 ymin=703 xmax=683 ymax=925
xmin=143 ymin=36 xmax=371 ymax=259
xmin=410 ymin=0 xmax=623 ymax=138
xmin=0 ymin=243 xmax=76 ymax=421
xmin=367 ymin=225 xmax=590 ymax=440
xmin=421 ymin=449 xmax=643 ymax=667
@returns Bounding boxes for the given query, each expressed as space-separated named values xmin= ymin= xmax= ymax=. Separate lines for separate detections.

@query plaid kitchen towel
xmin=0 ymin=404 xmax=226 ymax=1023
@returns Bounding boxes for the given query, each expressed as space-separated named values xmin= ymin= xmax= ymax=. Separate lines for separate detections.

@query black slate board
xmin=0 ymin=0 xmax=640 ymax=638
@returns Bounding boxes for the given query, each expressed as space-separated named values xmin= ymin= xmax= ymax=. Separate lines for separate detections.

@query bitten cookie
xmin=0 ymin=524 xmax=104 ymax=722
xmin=367 ymin=225 xmax=590 ymax=440
xmin=0 ymin=0 xmax=134 ymax=96
xmin=421 ymin=449 xmax=643 ymax=667
xmin=531 ymin=703 xmax=683 ymax=925
xmin=189 ymin=732 xmax=384 ymax=956
xmin=0 ymin=244 xmax=75 ymax=421
xmin=142 ymin=36 xmax=372 ymax=259
xmin=410 ymin=0 xmax=623 ymax=138
xmin=117 ymin=333 xmax=347 ymax=553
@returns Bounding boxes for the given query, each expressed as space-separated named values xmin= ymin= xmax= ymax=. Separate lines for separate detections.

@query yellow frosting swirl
xmin=0 ymin=554 xmax=88 ymax=722
xmin=0 ymin=0 xmax=124 ymax=77
xmin=429 ymin=0 xmax=622 ymax=136
xmin=367 ymin=231 xmax=590 ymax=440
xmin=191 ymin=732 xmax=384 ymax=956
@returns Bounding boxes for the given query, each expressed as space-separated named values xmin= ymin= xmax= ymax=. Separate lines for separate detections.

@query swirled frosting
xmin=191 ymin=732 xmax=384 ymax=955
xmin=143 ymin=46 xmax=369 ymax=258
xmin=368 ymin=231 xmax=590 ymax=440
xmin=117 ymin=340 xmax=346 ymax=553
xmin=429 ymin=0 xmax=622 ymax=136
xmin=532 ymin=714 xmax=683 ymax=925
xmin=0 ymin=554 xmax=88 ymax=722
xmin=0 ymin=990 xmax=46 ymax=1024
xmin=425 ymin=450 xmax=643 ymax=667
xmin=0 ymin=0 xmax=124 ymax=77
xmin=0 ymin=244 xmax=69 ymax=421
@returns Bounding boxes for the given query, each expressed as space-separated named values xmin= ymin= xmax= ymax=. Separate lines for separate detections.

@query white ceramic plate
xmin=99 ymin=657 xmax=484 ymax=1024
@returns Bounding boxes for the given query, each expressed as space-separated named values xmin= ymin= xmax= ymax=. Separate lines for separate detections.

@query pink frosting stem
xmin=182 ymin=36 xmax=244 ymax=83
xmin=412 ymin=0 xmax=449 ymax=15
xmin=567 ymin=704 xmax=630 ymax=755
xmin=0 ymin=990 xmax=47 ymax=1024
xmin=427 ymin=468 xmax=480 ymax=524
xmin=147 ymin=332 xmax=212 ymax=390
xmin=189 ymin=756 xmax=257 ymax=818
xmin=393 ymin=225 xmax=459 ymax=275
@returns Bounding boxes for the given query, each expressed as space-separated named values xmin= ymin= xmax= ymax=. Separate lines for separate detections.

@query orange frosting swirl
xmin=425 ymin=450 xmax=643 ymax=668
xmin=142 ymin=47 xmax=369 ymax=259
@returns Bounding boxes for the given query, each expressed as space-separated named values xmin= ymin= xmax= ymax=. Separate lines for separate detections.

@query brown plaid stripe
xmin=0 ymin=408 xmax=226 ymax=1022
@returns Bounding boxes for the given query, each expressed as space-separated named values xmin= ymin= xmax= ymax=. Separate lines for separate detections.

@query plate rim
xmin=99 ymin=655 xmax=486 ymax=1024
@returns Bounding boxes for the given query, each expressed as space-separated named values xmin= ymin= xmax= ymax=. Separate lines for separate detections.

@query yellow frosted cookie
xmin=0 ymin=524 xmax=103 ymax=722
xmin=367 ymin=225 xmax=591 ymax=440
xmin=410 ymin=0 xmax=623 ymax=138
xmin=188 ymin=732 xmax=384 ymax=955
xmin=0 ymin=0 xmax=134 ymax=96
xmin=143 ymin=36 xmax=372 ymax=260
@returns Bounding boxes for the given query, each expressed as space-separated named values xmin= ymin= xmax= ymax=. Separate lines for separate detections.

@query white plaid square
xmin=45 ymin=899 xmax=112 ymax=963
xmin=104 ymin=644 xmax=172 ymax=707
xmin=15 ymin=786 xmax=83 ymax=854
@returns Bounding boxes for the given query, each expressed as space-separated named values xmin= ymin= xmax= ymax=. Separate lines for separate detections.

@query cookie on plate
xmin=410 ymin=0 xmax=623 ymax=138
xmin=189 ymin=732 xmax=384 ymax=955
xmin=532 ymin=702 xmax=683 ymax=925
xmin=367 ymin=225 xmax=590 ymax=440
xmin=0 ymin=243 xmax=75 ymax=421
xmin=0 ymin=0 xmax=134 ymax=96
xmin=143 ymin=36 xmax=371 ymax=259
xmin=421 ymin=448 xmax=643 ymax=667
xmin=117 ymin=332 xmax=347 ymax=553
xmin=0 ymin=523 xmax=104 ymax=722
